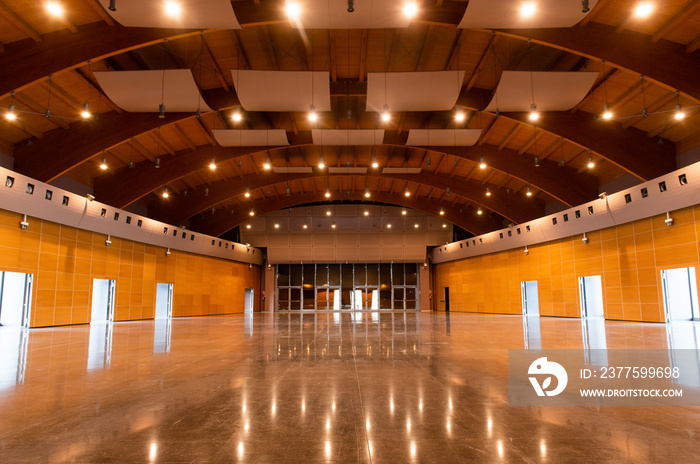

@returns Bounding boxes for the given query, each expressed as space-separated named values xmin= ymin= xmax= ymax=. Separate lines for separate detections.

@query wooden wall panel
xmin=435 ymin=206 xmax=700 ymax=323
xmin=0 ymin=209 xmax=261 ymax=328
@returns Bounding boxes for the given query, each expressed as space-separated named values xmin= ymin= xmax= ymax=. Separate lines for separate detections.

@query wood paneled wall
xmin=435 ymin=206 xmax=700 ymax=322
xmin=0 ymin=209 xmax=260 ymax=327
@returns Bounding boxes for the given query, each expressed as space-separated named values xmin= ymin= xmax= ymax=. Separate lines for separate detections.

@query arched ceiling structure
xmin=1 ymin=0 xmax=699 ymax=237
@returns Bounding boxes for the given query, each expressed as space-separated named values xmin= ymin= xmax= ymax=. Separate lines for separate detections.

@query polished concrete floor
xmin=1 ymin=311 xmax=699 ymax=463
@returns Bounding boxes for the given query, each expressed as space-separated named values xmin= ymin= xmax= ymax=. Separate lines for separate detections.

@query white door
xmin=521 ymin=281 xmax=540 ymax=316
xmin=579 ymin=275 xmax=605 ymax=318
xmin=662 ymin=268 xmax=700 ymax=322
xmin=155 ymin=283 xmax=173 ymax=319
xmin=91 ymin=279 xmax=115 ymax=323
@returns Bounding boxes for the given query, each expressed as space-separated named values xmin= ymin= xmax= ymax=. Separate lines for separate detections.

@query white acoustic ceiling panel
xmin=484 ymin=71 xmax=598 ymax=112
xmin=213 ymin=130 xmax=289 ymax=147
xmin=97 ymin=0 xmax=241 ymax=29
xmin=93 ymin=70 xmax=212 ymax=113
xmin=406 ymin=129 xmax=482 ymax=146
xmin=366 ymin=71 xmax=465 ymax=112
xmin=100 ymin=0 xmax=241 ymax=29
xmin=311 ymin=129 xmax=385 ymax=145
xmin=457 ymin=0 xmax=598 ymax=29
xmin=291 ymin=0 xmax=411 ymax=29
xmin=232 ymin=70 xmax=331 ymax=112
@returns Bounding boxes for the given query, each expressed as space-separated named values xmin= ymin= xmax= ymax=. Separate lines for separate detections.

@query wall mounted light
xmin=524 ymin=246 xmax=529 ymax=255
xmin=105 ymin=235 xmax=112 ymax=247
xmin=19 ymin=214 xmax=28 ymax=230
xmin=665 ymin=212 xmax=674 ymax=226
xmin=582 ymin=232 xmax=589 ymax=244
xmin=165 ymin=248 xmax=171 ymax=257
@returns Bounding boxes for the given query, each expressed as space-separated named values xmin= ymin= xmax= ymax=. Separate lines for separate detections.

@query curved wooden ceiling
xmin=0 ymin=0 xmax=699 ymax=236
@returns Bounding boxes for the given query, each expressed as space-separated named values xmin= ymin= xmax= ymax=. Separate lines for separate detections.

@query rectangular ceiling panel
xmin=458 ymin=0 xmax=598 ymax=29
xmin=366 ymin=71 xmax=465 ymax=112
xmin=94 ymin=70 xmax=212 ymax=113
xmin=232 ymin=70 xmax=331 ymax=112
xmin=312 ymin=129 xmax=385 ymax=145
xmin=406 ymin=129 xmax=482 ymax=146
xmin=213 ymin=130 xmax=289 ymax=147
xmin=484 ymin=71 xmax=599 ymax=112
xmin=98 ymin=0 xmax=241 ymax=29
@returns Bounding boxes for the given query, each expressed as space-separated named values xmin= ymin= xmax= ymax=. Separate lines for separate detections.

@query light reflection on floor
xmin=0 ymin=312 xmax=698 ymax=462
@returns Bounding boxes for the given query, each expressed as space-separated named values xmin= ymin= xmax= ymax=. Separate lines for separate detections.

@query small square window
xmin=26 ymin=183 xmax=34 ymax=194
xmin=5 ymin=176 xmax=14 ymax=187
xmin=219 ymin=241 xmax=222 ymax=247
xmin=641 ymin=187 xmax=648 ymax=198
xmin=499 ymin=233 xmax=504 ymax=239
xmin=588 ymin=206 xmax=594 ymax=215
xmin=113 ymin=212 xmax=120 ymax=221
xmin=563 ymin=214 xmax=569 ymax=222
xmin=624 ymin=194 xmax=632 ymax=204
xmin=552 ymin=217 xmax=558 ymax=226
xmin=526 ymin=225 xmax=530 ymax=232
xmin=190 ymin=235 xmax=194 ymax=241
xmin=101 ymin=208 xmax=107 ymax=217
xmin=679 ymin=174 xmax=688 ymax=185
xmin=163 ymin=227 xmax=168 ymax=234
xmin=575 ymin=210 xmax=581 ymax=219
xmin=45 ymin=190 xmax=52 ymax=200
xmin=473 ymin=240 xmax=476 ymax=245
xmin=212 ymin=240 xmax=216 ymax=246
xmin=172 ymin=230 xmax=177 ymax=237
xmin=126 ymin=216 xmax=132 ymax=224
xmin=516 ymin=228 xmax=521 ymax=235
xmin=508 ymin=230 xmax=512 ymax=237
xmin=182 ymin=232 xmax=186 ymax=239
xmin=479 ymin=238 xmax=482 ymax=244
xmin=137 ymin=219 xmax=142 ymax=227
xmin=465 ymin=242 xmax=469 ymax=247
xmin=62 ymin=196 xmax=69 ymax=206
xmin=460 ymin=242 xmax=463 ymax=248
xmin=225 ymin=243 xmax=229 ymax=249
xmin=659 ymin=181 xmax=667 ymax=192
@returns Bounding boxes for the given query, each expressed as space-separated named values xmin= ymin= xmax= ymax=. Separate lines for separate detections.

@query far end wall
xmin=434 ymin=205 xmax=700 ymax=323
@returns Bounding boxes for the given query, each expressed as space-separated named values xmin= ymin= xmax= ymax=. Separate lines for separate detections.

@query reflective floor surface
xmin=1 ymin=312 xmax=699 ymax=463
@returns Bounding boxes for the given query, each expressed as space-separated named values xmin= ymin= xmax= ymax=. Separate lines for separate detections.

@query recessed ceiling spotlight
xmin=164 ymin=1 xmax=182 ymax=18
xmin=403 ymin=2 xmax=418 ymax=19
xmin=285 ymin=1 xmax=301 ymax=21
xmin=528 ymin=103 xmax=539 ymax=121
xmin=46 ymin=2 xmax=64 ymax=17
xmin=634 ymin=2 xmax=654 ymax=18
xmin=520 ymin=2 xmax=536 ymax=18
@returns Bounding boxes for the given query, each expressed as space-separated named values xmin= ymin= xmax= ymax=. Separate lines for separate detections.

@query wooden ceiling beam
xmin=0 ymin=1 xmax=41 ymax=42
xmin=200 ymin=32 xmax=230 ymax=92
xmin=85 ymin=0 xmax=116 ymax=26
xmin=465 ymin=33 xmax=496 ymax=91
xmin=651 ymin=0 xmax=700 ymax=43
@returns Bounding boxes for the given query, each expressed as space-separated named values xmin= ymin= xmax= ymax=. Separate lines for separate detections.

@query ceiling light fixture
xmin=402 ymin=210 xmax=407 ymax=215
xmin=479 ymin=156 xmax=486 ymax=169
xmin=442 ymin=222 xmax=447 ymax=228
xmin=325 ymin=188 xmax=331 ymax=198
xmin=526 ymin=185 xmax=532 ymax=197
xmin=633 ymin=2 xmax=654 ymax=18
xmin=164 ymin=1 xmax=181 ymax=18
xmin=381 ymin=104 xmax=390 ymax=122
xmin=232 ymin=107 xmax=243 ymax=122
xmin=534 ymin=156 xmax=540 ymax=167
xmin=372 ymin=156 xmax=379 ymax=168
xmin=274 ymin=223 xmax=280 ymax=229
xmin=403 ymin=2 xmax=418 ymax=19
xmin=414 ymin=223 xmax=419 ymax=228
xmin=318 ymin=157 xmax=325 ymax=169
xmin=249 ymin=210 xmax=255 ymax=216
xmin=364 ymin=189 xmax=371 ymax=198
xmin=587 ymin=153 xmax=595 ymax=168
xmin=326 ymin=210 xmax=332 ymax=216
xmin=5 ymin=93 xmax=17 ymax=121
xmin=155 ymin=157 xmax=161 ymax=168
xmin=285 ymin=1 xmax=301 ymax=21
xmin=477 ymin=207 xmax=483 ymax=215
xmin=108 ymin=0 xmax=116 ymax=11
xmin=387 ymin=223 xmax=392 ymax=229
xmin=162 ymin=186 xmax=169 ymax=198
xmin=263 ymin=157 xmax=271 ymax=170
xmin=602 ymin=105 xmax=613 ymax=120
xmin=244 ymin=188 xmax=251 ymax=198
xmin=303 ymin=223 xmax=308 ymax=229
xmin=455 ymin=110 xmax=465 ymax=122
xmin=331 ymin=222 xmax=337 ymax=229
xmin=209 ymin=158 xmax=216 ymax=170
xmin=528 ymin=103 xmax=539 ymax=121
xmin=81 ymin=102 xmax=91 ymax=119
xmin=581 ymin=0 xmax=590 ymax=12
xmin=246 ymin=224 xmax=251 ymax=229
xmin=158 ymin=103 xmax=166 ymax=119
xmin=674 ymin=91 xmax=685 ymax=120
xmin=46 ymin=2 xmax=64 ymax=17
xmin=308 ymin=105 xmax=318 ymax=122
xmin=100 ymin=156 xmax=108 ymax=170
xmin=404 ymin=187 xmax=411 ymax=197
xmin=485 ymin=187 xmax=491 ymax=197
xmin=439 ymin=209 xmax=445 ymax=216
xmin=520 ymin=2 xmax=536 ymax=18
